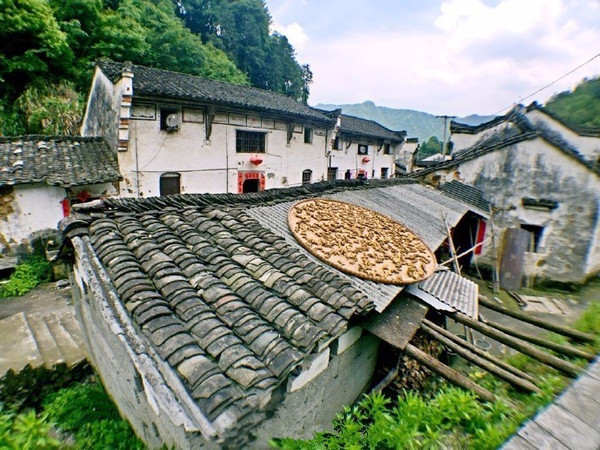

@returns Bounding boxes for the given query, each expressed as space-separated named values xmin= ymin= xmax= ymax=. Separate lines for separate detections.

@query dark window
xmin=236 ymin=130 xmax=266 ymax=153
xmin=302 ymin=169 xmax=312 ymax=185
xmin=344 ymin=169 xmax=352 ymax=180
xmin=160 ymin=107 xmax=180 ymax=131
xmin=380 ymin=167 xmax=389 ymax=179
xmin=383 ymin=144 xmax=391 ymax=155
xmin=327 ymin=167 xmax=338 ymax=181
xmin=242 ymin=179 xmax=260 ymax=193
xmin=160 ymin=173 xmax=181 ymax=196
xmin=333 ymin=136 xmax=342 ymax=150
xmin=520 ymin=224 xmax=544 ymax=252
xmin=304 ymin=127 xmax=313 ymax=144
xmin=358 ymin=144 xmax=368 ymax=155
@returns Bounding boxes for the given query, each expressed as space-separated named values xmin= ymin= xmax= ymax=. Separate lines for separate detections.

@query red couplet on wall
xmin=475 ymin=219 xmax=487 ymax=255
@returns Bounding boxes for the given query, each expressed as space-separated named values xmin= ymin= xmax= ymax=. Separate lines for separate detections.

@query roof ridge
xmin=0 ymin=135 xmax=103 ymax=142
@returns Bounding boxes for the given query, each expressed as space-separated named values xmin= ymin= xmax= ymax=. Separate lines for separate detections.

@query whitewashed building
xmin=328 ymin=114 xmax=405 ymax=181
xmin=0 ymin=136 xmax=120 ymax=256
xmin=415 ymin=111 xmax=600 ymax=283
xmin=81 ymin=61 xmax=339 ymax=197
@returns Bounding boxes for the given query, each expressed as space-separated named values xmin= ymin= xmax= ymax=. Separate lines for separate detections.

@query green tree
xmin=545 ymin=77 xmax=600 ymax=130
xmin=416 ymin=136 xmax=443 ymax=160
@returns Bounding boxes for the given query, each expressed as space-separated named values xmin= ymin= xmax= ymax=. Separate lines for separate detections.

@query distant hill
xmin=315 ymin=101 xmax=495 ymax=141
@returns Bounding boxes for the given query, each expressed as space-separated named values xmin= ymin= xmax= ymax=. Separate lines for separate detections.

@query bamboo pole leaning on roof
xmin=420 ymin=322 xmax=541 ymax=394
xmin=451 ymin=312 xmax=581 ymax=377
xmin=478 ymin=296 xmax=595 ymax=343
xmin=404 ymin=343 xmax=496 ymax=403
xmin=421 ymin=319 xmax=538 ymax=385
xmin=480 ymin=316 xmax=594 ymax=361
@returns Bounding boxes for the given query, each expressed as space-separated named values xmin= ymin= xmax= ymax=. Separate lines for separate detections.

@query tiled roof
xmin=338 ymin=114 xmax=406 ymax=142
xmin=440 ymin=180 xmax=490 ymax=213
xmin=98 ymin=61 xmax=334 ymax=126
xmin=62 ymin=180 xmax=479 ymax=443
xmin=0 ymin=135 xmax=121 ymax=187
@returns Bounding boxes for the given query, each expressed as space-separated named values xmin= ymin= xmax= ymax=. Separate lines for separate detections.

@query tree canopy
xmin=545 ymin=77 xmax=600 ymax=130
xmin=0 ymin=0 xmax=310 ymax=135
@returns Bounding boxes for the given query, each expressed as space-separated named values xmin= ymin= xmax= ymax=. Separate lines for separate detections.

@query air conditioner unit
xmin=165 ymin=113 xmax=180 ymax=132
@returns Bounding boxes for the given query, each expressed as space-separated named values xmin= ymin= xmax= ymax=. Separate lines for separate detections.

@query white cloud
xmin=271 ymin=21 xmax=309 ymax=51
xmin=303 ymin=0 xmax=600 ymax=116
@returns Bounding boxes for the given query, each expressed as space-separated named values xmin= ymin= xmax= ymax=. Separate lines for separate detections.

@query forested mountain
xmin=545 ymin=77 xmax=600 ymax=130
xmin=0 ymin=0 xmax=309 ymax=135
xmin=316 ymin=101 xmax=495 ymax=141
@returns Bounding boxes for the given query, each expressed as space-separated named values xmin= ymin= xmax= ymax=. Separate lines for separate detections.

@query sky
xmin=267 ymin=0 xmax=600 ymax=116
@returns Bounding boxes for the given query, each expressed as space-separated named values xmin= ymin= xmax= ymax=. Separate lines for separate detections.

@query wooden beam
xmin=452 ymin=312 xmax=581 ymax=377
xmin=422 ymin=319 xmax=538 ymax=385
xmin=481 ymin=317 xmax=594 ymax=361
xmin=404 ymin=343 xmax=496 ymax=403
xmin=420 ymin=322 xmax=540 ymax=393
xmin=479 ymin=296 xmax=595 ymax=343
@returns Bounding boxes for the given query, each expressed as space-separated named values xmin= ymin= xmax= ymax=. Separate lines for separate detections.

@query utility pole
xmin=436 ymin=115 xmax=456 ymax=158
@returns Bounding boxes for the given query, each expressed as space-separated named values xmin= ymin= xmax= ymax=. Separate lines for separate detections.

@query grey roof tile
xmin=99 ymin=61 xmax=334 ymax=126
xmin=339 ymin=114 xmax=406 ymax=142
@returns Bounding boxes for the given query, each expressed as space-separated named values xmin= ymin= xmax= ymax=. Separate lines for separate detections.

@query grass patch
xmin=0 ymin=255 xmax=52 ymax=298
xmin=0 ymin=377 xmax=143 ymax=449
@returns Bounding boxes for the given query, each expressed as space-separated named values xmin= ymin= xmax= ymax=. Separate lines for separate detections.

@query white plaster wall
xmin=398 ymin=141 xmax=418 ymax=173
xmin=434 ymin=138 xmax=600 ymax=281
xmin=328 ymin=140 xmax=398 ymax=180
xmin=451 ymin=121 xmax=514 ymax=153
xmin=120 ymin=105 xmax=330 ymax=197
xmin=71 ymin=182 xmax=119 ymax=198
xmin=526 ymin=109 xmax=600 ymax=163
xmin=0 ymin=184 xmax=65 ymax=252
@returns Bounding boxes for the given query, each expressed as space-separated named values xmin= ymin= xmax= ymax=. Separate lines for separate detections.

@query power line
xmin=493 ymin=51 xmax=600 ymax=115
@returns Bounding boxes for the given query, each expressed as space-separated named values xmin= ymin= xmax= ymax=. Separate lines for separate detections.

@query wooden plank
xmin=404 ymin=343 xmax=495 ymax=403
xmin=361 ymin=297 xmax=428 ymax=350
xmin=517 ymin=421 xmax=569 ymax=450
xmin=479 ymin=296 xmax=595 ymax=342
xmin=452 ymin=312 xmax=581 ymax=377
xmin=534 ymin=405 xmax=600 ymax=450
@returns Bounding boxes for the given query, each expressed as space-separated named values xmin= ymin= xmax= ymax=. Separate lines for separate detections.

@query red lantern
xmin=362 ymin=156 xmax=370 ymax=163
xmin=250 ymin=155 xmax=263 ymax=165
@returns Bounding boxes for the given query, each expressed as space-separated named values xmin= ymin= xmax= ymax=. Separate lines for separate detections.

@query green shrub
xmin=0 ymin=407 xmax=60 ymax=449
xmin=0 ymin=255 xmax=52 ymax=298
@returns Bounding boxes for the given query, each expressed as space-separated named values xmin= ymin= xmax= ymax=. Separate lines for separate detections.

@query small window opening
xmin=520 ymin=224 xmax=544 ymax=252
xmin=302 ymin=169 xmax=312 ymax=185
xmin=380 ymin=167 xmax=389 ymax=179
xmin=236 ymin=130 xmax=266 ymax=153
xmin=160 ymin=107 xmax=180 ymax=131
xmin=304 ymin=127 xmax=313 ymax=144
xmin=160 ymin=172 xmax=181 ymax=196
xmin=383 ymin=144 xmax=391 ymax=155
xmin=327 ymin=167 xmax=338 ymax=181
xmin=333 ymin=136 xmax=342 ymax=150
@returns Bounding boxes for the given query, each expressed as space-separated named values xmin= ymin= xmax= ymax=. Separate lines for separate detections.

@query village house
xmin=395 ymin=137 xmax=419 ymax=175
xmin=0 ymin=136 xmax=120 ymax=258
xmin=409 ymin=109 xmax=600 ymax=284
xmin=81 ymin=61 xmax=341 ymax=197
xmin=61 ymin=179 xmax=489 ymax=448
xmin=327 ymin=114 xmax=405 ymax=181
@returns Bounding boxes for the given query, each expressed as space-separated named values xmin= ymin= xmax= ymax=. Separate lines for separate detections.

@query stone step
xmin=60 ymin=311 xmax=87 ymax=355
xmin=0 ymin=312 xmax=43 ymax=376
xmin=44 ymin=313 xmax=86 ymax=367
xmin=27 ymin=313 xmax=66 ymax=368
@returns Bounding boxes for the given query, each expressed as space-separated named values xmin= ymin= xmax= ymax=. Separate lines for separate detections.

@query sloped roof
xmin=338 ymin=114 xmax=405 ymax=142
xmin=0 ymin=135 xmax=121 ymax=187
xmin=98 ymin=61 xmax=334 ymax=126
xmin=440 ymin=180 xmax=490 ymax=213
xmin=526 ymin=101 xmax=600 ymax=137
xmin=61 ymin=180 xmax=480 ymax=444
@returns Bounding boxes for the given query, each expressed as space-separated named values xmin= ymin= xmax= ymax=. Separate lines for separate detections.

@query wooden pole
xmin=404 ymin=343 xmax=496 ymax=403
xmin=451 ymin=312 xmax=581 ymax=377
xmin=422 ymin=319 xmax=538 ymax=385
xmin=481 ymin=317 xmax=594 ymax=361
xmin=439 ymin=234 xmax=494 ymax=267
xmin=479 ymin=296 xmax=595 ymax=343
xmin=420 ymin=322 xmax=540 ymax=393
xmin=442 ymin=214 xmax=461 ymax=275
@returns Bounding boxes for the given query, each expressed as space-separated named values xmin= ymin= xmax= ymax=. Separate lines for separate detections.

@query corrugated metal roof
xmin=417 ymin=269 xmax=479 ymax=318
xmin=246 ymin=183 xmax=473 ymax=312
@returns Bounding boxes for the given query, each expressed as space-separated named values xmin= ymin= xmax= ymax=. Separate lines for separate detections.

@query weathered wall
xmin=329 ymin=139 xmax=398 ymax=180
xmin=434 ymin=139 xmax=600 ymax=282
xmin=252 ymin=333 xmax=379 ymax=447
xmin=80 ymin=68 xmax=120 ymax=151
xmin=0 ymin=184 xmax=65 ymax=254
xmin=119 ymin=103 xmax=332 ymax=197
xmin=450 ymin=121 xmax=514 ymax=153
xmin=526 ymin=109 xmax=600 ymax=163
